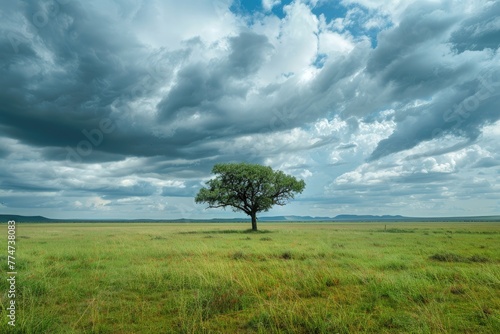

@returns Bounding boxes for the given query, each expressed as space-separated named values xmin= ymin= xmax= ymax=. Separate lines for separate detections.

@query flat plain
xmin=1 ymin=222 xmax=499 ymax=333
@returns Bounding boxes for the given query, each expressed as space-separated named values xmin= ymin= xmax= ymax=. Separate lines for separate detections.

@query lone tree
xmin=195 ymin=162 xmax=305 ymax=231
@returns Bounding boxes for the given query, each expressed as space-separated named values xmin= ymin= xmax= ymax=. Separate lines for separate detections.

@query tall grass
xmin=0 ymin=222 xmax=499 ymax=333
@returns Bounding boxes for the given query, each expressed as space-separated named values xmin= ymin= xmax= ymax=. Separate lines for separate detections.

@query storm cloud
xmin=0 ymin=0 xmax=498 ymax=219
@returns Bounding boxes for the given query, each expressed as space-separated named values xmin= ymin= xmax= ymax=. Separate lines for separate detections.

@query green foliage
xmin=195 ymin=162 xmax=305 ymax=229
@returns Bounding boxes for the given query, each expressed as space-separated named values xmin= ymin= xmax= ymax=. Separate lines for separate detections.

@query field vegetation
xmin=1 ymin=222 xmax=499 ymax=333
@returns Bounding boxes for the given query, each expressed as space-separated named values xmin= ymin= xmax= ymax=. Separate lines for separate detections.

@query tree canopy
xmin=195 ymin=162 xmax=305 ymax=230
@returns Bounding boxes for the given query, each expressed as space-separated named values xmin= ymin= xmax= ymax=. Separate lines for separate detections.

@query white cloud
xmin=85 ymin=196 xmax=111 ymax=209
xmin=131 ymin=1 xmax=238 ymax=48
xmin=262 ymin=0 xmax=281 ymax=12
xmin=341 ymin=0 xmax=415 ymax=24
xmin=301 ymin=169 xmax=313 ymax=178
xmin=257 ymin=1 xmax=319 ymax=82
xmin=318 ymin=30 xmax=355 ymax=56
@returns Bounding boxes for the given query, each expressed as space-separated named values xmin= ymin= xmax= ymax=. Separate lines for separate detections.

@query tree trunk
xmin=251 ymin=213 xmax=257 ymax=231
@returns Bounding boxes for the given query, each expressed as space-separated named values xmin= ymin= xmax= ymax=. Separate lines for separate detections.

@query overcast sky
xmin=1 ymin=0 xmax=499 ymax=220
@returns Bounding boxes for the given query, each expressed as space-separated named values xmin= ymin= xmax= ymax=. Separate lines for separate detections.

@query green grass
xmin=1 ymin=222 xmax=499 ymax=333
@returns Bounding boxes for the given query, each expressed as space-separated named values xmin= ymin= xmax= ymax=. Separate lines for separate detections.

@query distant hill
xmin=1 ymin=214 xmax=499 ymax=223
xmin=333 ymin=214 xmax=405 ymax=221
xmin=0 ymin=214 xmax=53 ymax=222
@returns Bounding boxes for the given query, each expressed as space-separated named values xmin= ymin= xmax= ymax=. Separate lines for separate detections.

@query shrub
xmin=231 ymin=251 xmax=246 ymax=260
xmin=429 ymin=253 xmax=467 ymax=262
xmin=429 ymin=253 xmax=490 ymax=263
xmin=468 ymin=255 xmax=489 ymax=263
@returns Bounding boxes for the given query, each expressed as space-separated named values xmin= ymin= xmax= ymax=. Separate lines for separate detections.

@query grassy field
xmin=1 ymin=222 xmax=499 ymax=333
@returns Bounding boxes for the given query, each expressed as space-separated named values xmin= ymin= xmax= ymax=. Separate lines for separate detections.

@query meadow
xmin=1 ymin=222 xmax=499 ymax=333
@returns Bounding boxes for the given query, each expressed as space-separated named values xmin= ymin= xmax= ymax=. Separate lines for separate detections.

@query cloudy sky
xmin=1 ymin=0 xmax=499 ymax=220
